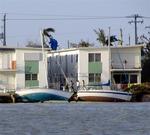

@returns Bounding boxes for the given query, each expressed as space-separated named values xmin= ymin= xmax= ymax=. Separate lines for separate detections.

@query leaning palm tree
xmin=94 ymin=28 xmax=106 ymax=46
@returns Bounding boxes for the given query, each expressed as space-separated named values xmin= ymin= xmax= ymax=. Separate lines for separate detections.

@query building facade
xmin=0 ymin=47 xmax=49 ymax=90
xmin=47 ymin=45 xmax=142 ymax=89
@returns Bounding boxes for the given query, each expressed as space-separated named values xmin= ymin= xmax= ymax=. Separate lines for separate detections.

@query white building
xmin=47 ymin=45 xmax=142 ymax=89
xmin=0 ymin=46 xmax=49 ymax=90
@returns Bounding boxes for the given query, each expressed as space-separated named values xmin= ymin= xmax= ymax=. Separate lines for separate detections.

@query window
xmin=89 ymin=53 xmax=94 ymax=62
xmin=71 ymin=55 xmax=73 ymax=63
xmin=25 ymin=74 xmax=38 ymax=81
xmin=113 ymin=75 xmax=121 ymax=83
xmin=95 ymin=53 xmax=101 ymax=62
xmin=121 ymin=74 xmax=129 ymax=84
xmin=95 ymin=73 xmax=101 ymax=82
xmin=32 ymin=74 xmax=38 ymax=80
xmin=76 ymin=54 xmax=78 ymax=63
xmin=89 ymin=53 xmax=101 ymax=62
xmin=89 ymin=73 xmax=94 ymax=82
xmin=25 ymin=74 xmax=31 ymax=80
xmin=130 ymin=75 xmax=137 ymax=83
xmin=89 ymin=73 xmax=101 ymax=83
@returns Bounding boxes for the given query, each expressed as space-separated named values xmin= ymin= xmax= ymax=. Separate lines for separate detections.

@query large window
xmin=89 ymin=73 xmax=101 ymax=83
xmin=113 ymin=74 xmax=137 ymax=84
xmin=113 ymin=74 xmax=129 ymax=84
xmin=25 ymin=61 xmax=39 ymax=87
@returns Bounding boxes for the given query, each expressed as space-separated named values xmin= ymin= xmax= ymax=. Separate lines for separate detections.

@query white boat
xmin=76 ymin=86 xmax=132 ymax=102
xmin=16 ymin=88 xmax=72 ymax=102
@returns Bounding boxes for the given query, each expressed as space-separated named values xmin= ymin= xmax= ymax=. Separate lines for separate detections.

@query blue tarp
xmin=49 ymin=38 xmax=58 ymax=50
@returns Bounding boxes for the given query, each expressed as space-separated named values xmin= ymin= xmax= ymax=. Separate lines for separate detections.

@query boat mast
xmin=40 ymin=30 xmax=48 ymax=88
xmin=108 ymin=27 xmax=111 ymax=86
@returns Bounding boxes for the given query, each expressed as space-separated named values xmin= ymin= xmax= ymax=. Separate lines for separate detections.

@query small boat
xmin=15 ymin=88 xmax=72 ymax=102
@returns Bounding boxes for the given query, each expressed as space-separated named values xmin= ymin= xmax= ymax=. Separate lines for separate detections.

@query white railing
xmin=111 ymin=63 xmax=141 ymax=69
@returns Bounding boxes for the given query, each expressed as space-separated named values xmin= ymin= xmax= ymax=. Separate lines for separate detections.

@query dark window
xmin=89 ymin=73 xmax=94 ymax=82
xmin=71 ymin=55 xmax=73 ymax=63
xmin=130 ymin=75 xmax=137 ymax=83
xmin=95 ymin=53 xmax=101 ymax=62
xmin=89 ymin=53 xmax=94 ymax=62
xmin=32 ymin=74 xmax=38 ymax=80
xmin=121 ymin=74 xmax=129 ymax=84
xmin=113 ymin=75 xmax=121 ymax=83
xmin=25 ymin=74 xmax=31 ymax=80
xmin=76 ymin=55 xmax=78 ymax=63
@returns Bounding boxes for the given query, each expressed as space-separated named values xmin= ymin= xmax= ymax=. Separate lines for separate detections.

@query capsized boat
xmin=15 ymin=88 xmax=72 ymax=102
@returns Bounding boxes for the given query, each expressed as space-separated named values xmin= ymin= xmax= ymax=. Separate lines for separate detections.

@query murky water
xmin=0 ymin=102 xmax=149 ymax=135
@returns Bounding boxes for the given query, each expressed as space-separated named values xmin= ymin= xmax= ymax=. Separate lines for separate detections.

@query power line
xmin=5 ymin=17 xmax=125 ymax=21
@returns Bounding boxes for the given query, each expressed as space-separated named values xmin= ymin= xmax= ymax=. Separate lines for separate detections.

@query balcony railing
xmin=111 ymin=63 xmax=141 ymax=69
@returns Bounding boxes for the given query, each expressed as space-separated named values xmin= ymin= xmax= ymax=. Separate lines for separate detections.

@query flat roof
xmin=50 ymin=44 xmax=143 ymax=53
xmin=0 ymin=46 xmax=51 ymax=51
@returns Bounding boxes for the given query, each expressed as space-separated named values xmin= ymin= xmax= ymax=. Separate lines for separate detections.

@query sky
xmin=0 ymin=0 xmax=150 ymax=48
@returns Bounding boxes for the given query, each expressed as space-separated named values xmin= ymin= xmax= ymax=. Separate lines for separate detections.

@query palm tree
xmin=94 ymin=28 xmax=118 ymax=46
xmin=94 ymin=28 xmax=106 ymax=46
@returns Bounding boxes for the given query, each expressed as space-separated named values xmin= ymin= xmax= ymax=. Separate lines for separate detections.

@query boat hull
xmin=15 ymin=88 xmax=72 ymax=102
xmin=76 ymin=90 xmax=132 ymax=102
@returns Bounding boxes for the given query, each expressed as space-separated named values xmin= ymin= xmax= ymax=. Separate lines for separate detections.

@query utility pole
xmin=3 ymin=14 xmax=6 ymax=46
xmin=128 ymin=14 xmax=143 ymax=44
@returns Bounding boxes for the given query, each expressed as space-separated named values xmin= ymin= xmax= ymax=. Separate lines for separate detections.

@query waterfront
xmin=0 ymin=102 xmax=150 ymax=135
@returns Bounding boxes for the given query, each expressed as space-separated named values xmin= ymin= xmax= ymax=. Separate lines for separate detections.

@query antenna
xmin=127 ymin=14 xmax=143 ymax=44
xmin=3 ymin=14 xmax=6 ymax=46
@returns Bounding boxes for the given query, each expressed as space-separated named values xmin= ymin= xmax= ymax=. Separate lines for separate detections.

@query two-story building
xmin=0 ymin=46 xmax=49 ymax=91
xmin=47 ymin=45 xmax=142 ymax=89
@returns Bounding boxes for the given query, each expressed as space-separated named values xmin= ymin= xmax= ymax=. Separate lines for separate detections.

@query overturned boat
xmin=15 ymin=88 xmax=72 ymax=102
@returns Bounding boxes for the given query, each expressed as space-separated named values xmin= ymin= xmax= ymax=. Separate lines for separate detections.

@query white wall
xmin=101 ymin=50 xmax=110 ymax=83
xmin=78 ymin=50 xmax=88 ymax=84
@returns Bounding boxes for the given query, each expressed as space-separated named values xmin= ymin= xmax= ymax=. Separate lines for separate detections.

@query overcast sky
xmin=0 ymin=0 xmax=150 ymax=48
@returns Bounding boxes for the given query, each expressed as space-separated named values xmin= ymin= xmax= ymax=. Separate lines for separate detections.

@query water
xmin=0 ymin=102 xmax=150 ymax=135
